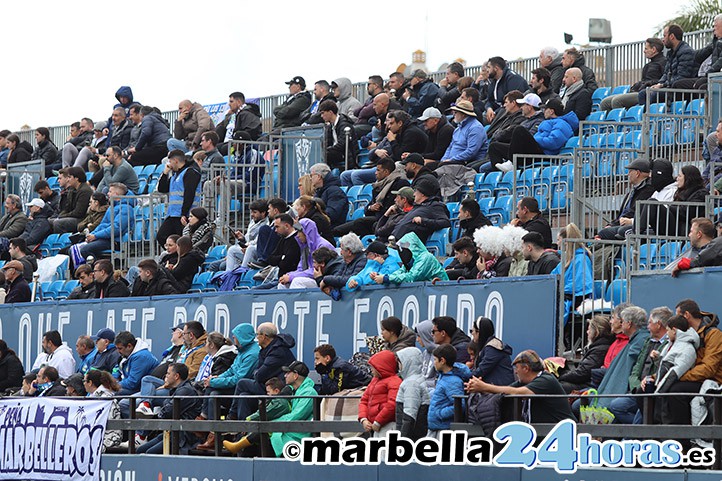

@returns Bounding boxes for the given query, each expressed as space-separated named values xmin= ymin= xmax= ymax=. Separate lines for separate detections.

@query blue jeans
xmin=79 ymin=239 xmax=111 ymax=258
xmin=228 ymin=379 xmax=265 ymax=420
xmin=167 ymin=138 xmax=190 ymax=153
xmin=609 ymin=396 xmax=640 ymax=424
xmin=340 ymin=168 xmax=376 ymax=186
xmin=137 ymin=434 xmax=164 ymax=454
xmin=139 ymin=375 xmax=169 ymax=407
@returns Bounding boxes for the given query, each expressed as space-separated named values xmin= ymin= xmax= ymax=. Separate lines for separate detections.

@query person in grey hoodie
xmin=415 ymin=320 xmax=438 ymax=391
xmin=332 ymin=77 xmax=363 ymax=122
xmin=395 ymin=347 xmax=430 ymax=440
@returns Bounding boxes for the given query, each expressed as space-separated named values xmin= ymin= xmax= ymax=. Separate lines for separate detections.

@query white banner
xmin=0 ymin=397 xmax=111 ymax=481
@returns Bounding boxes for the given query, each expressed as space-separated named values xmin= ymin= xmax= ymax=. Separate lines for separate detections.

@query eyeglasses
xmin=431 ymin=329 xmax=439 ymax=334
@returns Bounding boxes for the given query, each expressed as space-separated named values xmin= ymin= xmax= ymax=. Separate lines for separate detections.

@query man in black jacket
xmin=523 ymin=232 xmax=560 ymax=275
xmin=485 ymin=57 xmax=530 ymax=124
xmin=402 ymin=154 xmax=440 ymax=197
xmin=52 ymin=166 xmax=93 ymax=233
xmin=384 ymin=110 xmax=428 ymax=162
xmin=375 ymin=186 xmax=415 ymax=242
xmin=539 ymin=46 xmax=565 ymax=94
xmin=318 ymin=233 xmax=366 ymax=293
xmin=215 ymin=92 xmax=263 ymax=154
xmin=418 ymin=107 xmax=454 ymax=164
xmin=92 ymin=259 xmax=130 ymax=298
xmin=273 ymin=76 xmax=312 ymax=131
xmin=20 ymin=198 xmax=52 ymax=249
xmin=435 ymin=62 xmax=464 ymax=113
xmin=319 ymin=100 xmax=358 ymax=170
xmin=446 ymin=237 xmax=480 ymax=280
xmin=560 ymin=68 xmax=592 ymax=124
xmin=314 ymin=343 xmax=371 ymax=394
xmin=67 ymin=264 xmax=96 ymax=300
xmin=130 ymin=259 xmax=178 ymax=296
xmin=511 ymin=197 xmax=552 ymax=248
xmin=596 ymin=159 xmax=655 ymax=240
xmin=391 ymin=178 xmax=451 ymax=243
xmin=28 ymin=366 xmax=66 ymax=397
xmin=3 ymin=260 xmax=30 ymax=303
xmin=457 ymin=198 xmax=491 ymax=239
xmin=266 ymin=214 xmax=302 ymax=278
xmin=561 ymin=48 xmax=599 ymax=93
xmin=310 ymin=163 xmax=348 ymax=226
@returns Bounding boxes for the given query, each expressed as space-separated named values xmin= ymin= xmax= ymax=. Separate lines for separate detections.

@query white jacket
xmin=46 ymin=343 xmax=77 ymax=379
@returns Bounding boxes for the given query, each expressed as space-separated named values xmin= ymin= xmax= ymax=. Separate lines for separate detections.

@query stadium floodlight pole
xmin=344 ymin=127 xmax=351 ymax=172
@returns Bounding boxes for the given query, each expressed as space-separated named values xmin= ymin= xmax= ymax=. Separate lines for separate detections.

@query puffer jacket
xmin=317 ymin=355 xmax=371 ymax=395
xmin=130 ymin=268 xmax=178 ymax=297
xmin=31 ymin=139 xmax=58 ymax=165
xmin=428 ymin=362 xmax=471 ymax=430
xmin=358 ymin=350 xmax=402 ymax=428
xmin=472 ymin=337 xmax=515 ymax=386
xmin=656 ymin=327 xmax=701 ymax=393
xmin=209 ymin=324 xmax=260 ymax=389
xmin=395 ymin=347 xmax=430 ymax=440
xmin=273 ymin=91 xmax=312 ymax=129
xmin=631 ymin=53 xmax=667 ymax=92
xmin=696 ymin=36 xmax=722 ymax=76
xmin=117 ymin=338 xmax=159 ymax=392
xmin=659 ymin=41 xmax=697 ymax=87
xmin=388 ymin=232 xmax=449 ymax=284
xmin=91 ymin=198 xmax=135 ymax=241
xmin=347 ymin=251 xmax=401 ymax=290
xmin=136 ymin=112 xmax=171 ymax=150
xmin=321 ymin=251 xmax=366 ymax=289
xmin=533 ymin=111 xmax=579 ymax=155
xmin=7 ymin=141 xmax=33 ymax=165
xmin=317 ymin=172 xmax=349 ymax=226
xmin=405 ymin=78 xmax=440 ymax=118
xmin=165 ymin=248 xmax=206 ymax=293
xmin=333 ymin=77 xmax=363 ymax=121
xmin=20 ymin=204 xmax=52 ymax=247
xmin=392 ymin=199 xmax=450 ymax=244
xmin=173 ymin=102 xmax=214 ymax=149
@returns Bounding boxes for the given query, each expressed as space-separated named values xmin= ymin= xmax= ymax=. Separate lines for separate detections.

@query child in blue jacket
xmin=427 ymin=344 xmax=471 ymax=436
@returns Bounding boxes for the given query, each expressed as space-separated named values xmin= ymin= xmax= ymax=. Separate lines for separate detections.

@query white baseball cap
xmin=418 ymin=107 xmax=442 ymax=121
xmin=25 ymin=198 xmax=45 ymax=209
xmin=516 ymin=93 xmax=542 ymax=108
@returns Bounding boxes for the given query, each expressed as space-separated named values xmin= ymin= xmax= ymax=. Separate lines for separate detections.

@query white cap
xmin=25 ymin=198 xmax=45 ymax=209
xmin=417 ymin=107 xmax=442 ymax=121
xmin=516 ymin=93 xmax=542 ymax=108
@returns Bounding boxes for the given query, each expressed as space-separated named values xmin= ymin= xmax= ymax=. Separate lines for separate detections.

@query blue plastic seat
xmin=516 ymin=167 xmax=539 ymax=197
xmin=605 ymin=108 xmax=625 ymax=123
xmin=189 ymin=272 xmax=213 ymax=292
xmin=611 ymin=85 xmax=630 ymax=95
xmin=361 ymin=235 xmax=376 ymax=247
xmin=494 ymin=171 xmax=518 ymax=197
xmin=559 ymin=136 xmax=579 ymax=156
xmin=476 ymin=172 xmax=501 ymax=199
xmin=488 ymin=195 xmax=513 ymax=225
xmin=426 ymin=228 xmax=449 ymax=256
xmin=606 ymin=279 xmax=628 ymax=304
xmin=638 ymin=243 xmax=658 ymax=270
xmin=591 ymin=87 xmax=611 ymax=111
xmin=478 ymin=197 xmax=494 ymax=215
xmin=205 ymin=245 xmax=227 ymax=265
xmin=58 ymin=280 xmax=79 ymax=299
xmin=39 ymin=233 xmax=59 ymax=257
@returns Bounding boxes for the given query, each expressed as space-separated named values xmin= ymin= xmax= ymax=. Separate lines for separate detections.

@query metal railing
xmin=109 ymin=193 xmax=165 ymax=271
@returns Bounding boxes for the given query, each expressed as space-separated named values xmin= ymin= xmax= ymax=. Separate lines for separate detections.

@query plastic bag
xmin=579 ymin=389 xmax=615 ymax=424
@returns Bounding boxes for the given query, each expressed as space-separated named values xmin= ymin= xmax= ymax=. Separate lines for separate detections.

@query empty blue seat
xmin=606 ymin=279 xmax=628 ymax=304
xmin=611 ymin=85 xmax=630 ymax=95
xmin=478 ymin=197 xmax=494 ymax=215
xmin=638 ymin=243 xmax=658 ymax=270
xmin=476 ymin=172 xmax=501 ymax=199
xmin=426 ymin=228 xmax=449 ymax=256
xmin=495 ymin=171 xmax=518 ymax=197
xmin=591 ymin=87 xmax=611 ymax=111
xmin=58 ymin=280 xmax=79 ymax=299
xmin=488 ymin=195 xmax=513 ymax=225
xmin=39 ymin=233 xmax=60 ymax=257
xmin=605 ymin=108 xmax=625 ymax=123
xmin=189 ymin=272 xmax=213 ymax=292
xmin=622 ymin=105 xmax=644 ymax=123
xmin=361 ymin=235 xmax=376 ymax=247
xmin=205 ymin=245 xmax=227 ymax=265
xmin=559 ymin=136 xmax=579 ymax=156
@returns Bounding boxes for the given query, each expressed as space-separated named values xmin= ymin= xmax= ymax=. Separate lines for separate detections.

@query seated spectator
xmin=61 ymin=118 xmax=94 ymax=168
xmin=28 ymin=366 xmax=66 ymax=397
xmin=677 ymin=17 xmax=722 ymax=91
xmin=0 ymin=339 xmax=24 ymax=392
xmin=294 ymin=195 xmax=334 ymax=244
xmin=307 ymin=248 xmax=345 ymax=294
xmin=643 ymin=165 xmax=707 ymax=238
xmin=390 ymin=178 xmax=450 ymax=244
xmin=69 ymin=183 xmax=134 ymax=265
xmin=256 ymin=213 xmax=301 ymax=279
xmin=227 ymin=322 xmax=296 ymax=421
xmin=38 ymin=329 xmax=76 ymax=379
xmin=552 ymin=223 xmax=593 ymax=322
xmin=600 ymin=38 xmax=666 ymax=111
xmin=8 ymin=238 xmax=36 ymax=282
xmin=560 ymin=67 xmax=592 ymax=124
xmin=164 ymin=236 xmax=205 ymax=293
xmin=334 ymin=158 xmax=409 ymax=238
xmin=221 ymin=377 xmax=292 ymax=454
xmin=395 ymin=347 xmax=430 ymax=440
xmin=522 ymin=232 xmax=560 ymax=275
xmin=457 ymin=198 xmax=492 ymax=240
xmin=511 ymin=197 xmax=552 ymax=248
xmin=96 ymin=146 xmax=140 ymax=195
xmin=379 ymin=110 xmax=429 ymax=164
xmin=300 ymin=80 xmax=335 ymax=125
xmin=126 ymin=105 xmax=171 ymax=167
xmin=446 ymin=237 xmax=480 ymax=281
xmin=435 ymin=62 xmax=464 ymax=113
xmin=31 ymin=127 xmax=59 ymax=178
xmin=93 ymin=259 xmax=130 ymax=298
xmin=431 ymin=316 xmax=472 ymax=365
xmin=0 ymin=130 xmax=10 ymax=167
xmin=130 ymin=258 xmax=179 ymax=296
xmin=416 ymin=107 xmax=454 ymax=165
xmin=19 ymin=373 xmax=37 ymax=396
xmin=77 ymin=192 xmax=109 ymax=234
xmin=474 ymin=226 xmax=512 ymax=278
xmin=316 ymin=233 xmax=365 ymax=293
xmin=459 ymin=85 xmax=485 ymax=119
xmin=114 ymin=330 xmax=160 ymax=395
xmin=281 ymin=218 xmax=335 ymax=289
xmin=436 ymin=100 xmax=488 ymax=167
xmin=52 ymin=167 xmax=93 ymax=234
xmin=273 ymin=76 xmax=312 ymax=131
xmin=372 ymin=232 xmax=448 ymax=285
xmin=374 ymin=186 xmax=415 ymax=242
xmin=178 ymin=321 xmax=208 ymax=380
xmin=427 ymin=344 xmax=471 ymax=435
xmin=314 ymin=343 xmax=371 ymax=394
xmin=84 ymin=369 xmax=123 ymax=451
xmin=414 ymin=320 xmax=439 ymax=390
xmin=19 ymin=198 xmax=51 ymax=251
xmin=136 ymin=363 xmax=201 ymax=454
xmin=34 ymin=180 xmax=60 ymax=216
xmin=156 ymin=149 xmax=202 ymax=247
xmin=67 ymin=265 xmax=96 ymax=299
xmin=354 ymin=75 xmax=385 ymax=135
xmin=76 ymin=335 xmax=98 ymax=375
xmin=181 ymin=207 xmax=213 ymax=253
xmin=106 ymin=107 xmax=134 ymax=152
xmin=559 ymin=315 xmax=614 ymax=393
xmin=539 ymin=46 xmax=565 ymax=93
xmin=561 ymin=48 xmax=599 ymax=92
xmin=0 ymin=195 xmax=28 ymax=251
xmin=71 ymin=121 xmax=108 ymax=170
xmin=347 ymin=241 xmax=400 ymax=290
xmin=673 ymin=217 xmax=722 ymax=276
xmin=402 ymin=69 xmax=440 ymax=118
xmin=215 ymin=92 xmax=262 ymax=155
xmin=5 ymin=134 xmax=33 ymax=165
xmin=266 ymin=361 xmax=316 ymax=457
xmin=596 ymin=158 xmax=654 ymax=240
xmin=650 ymin=314 xmax=700 ymax=394
xmin=220 ymin=201 xmax=271 ymax=272
xmin=90 ymin=328 xmax=121 ymax=373
xmin=380 ymin=316 xmax=417 ymax=353
xmin=358 ymin=350 xmax=402 ymax=437
xmin=168 ymin=100 xmax=214 ymax=153
xmin=319 ymin=99 xmax=358 ymax=170
xmin=484 ymin=57 xmax=530 ymax=124
xmin=641 ymin=24 xmax=696 ymax=105
xmin=528 ymin=67 xmax=560 ymax=105
xmin=310 ymin=163 xmax=348 ymax=227
xmin=470 ymin=316 xmax=513 ymax=386
xmin=332 ymin=77 xmax=363 ymax=121
xmin=3 ymin=260 xmax=30 ymax=304
xmin=467 ymin=349 xmax=576 ymax=423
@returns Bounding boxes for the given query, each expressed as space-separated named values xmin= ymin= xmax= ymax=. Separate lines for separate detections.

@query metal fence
xmin=109 ymin=193 xmax=165 ymax=271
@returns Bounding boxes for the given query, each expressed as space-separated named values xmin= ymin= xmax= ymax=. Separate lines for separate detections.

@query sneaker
xmin=496 ymin=160 xmax=514 ymax=173
xmin=135 ymin=401 xmax=154 ymax=418
xmin=248 ymin=260 xmax=268 ymax=270
xmin=134 ymin=434 xmax=147 ymax=446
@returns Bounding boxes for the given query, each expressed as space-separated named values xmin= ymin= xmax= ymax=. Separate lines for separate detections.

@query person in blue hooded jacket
xmin=200 ymin=323 xmax=260 ymax=422
xmin=551 ymin=223 xmax=593 ymax=324
xmin=347 ymin=241 xmax=400 ymax=291
xmin=114 ymin=330 xmax=159 ymax=395
xmin=427 ymin=344 xmax=471 ymax=433
xmin=106 ymin=86 xmax=136 ymax=147
xmin=70 ymin=183 xmax=134 ymax=265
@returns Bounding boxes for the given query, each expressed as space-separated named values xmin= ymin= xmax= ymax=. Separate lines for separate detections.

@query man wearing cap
xmin=401 ymin=153 xmax=440 ymax=192
xmin=272 ymin=76 xmax=312 ymax=131
xmin=300 ymin=80 xmax=336 ymax=125
xmin=167 ymin=99 xmax=214 ymax=153
xmin=90 ymin=328 xmax=121 ymax=373
xmin=467 ymin=349 xmax=576 ymax=423
xmin=319 ymin=99 xmax=358 ymax=170
xmin=391 ymin=177 xmax=451 ymax=244
xmin=595 ymin=158 xmax=655 ymax=240
xmin=672 ymin=217 xmax=722 ymax=276
xmin=560 ymin=67 xmax=592 ymax=127
xmin=402 ymin=69 xmax=440 ymax=118
xmin=266 ymin=361 xmax=315 ymax=456
xmin=96 ymin=146 xmax=140 ymax=195
xmin=19 ymin=198 xmax=51 ymax=250
xmin=498 ymin=98 xmax=579 ymax=170
xmin=438 ymin=100 xmax=488 ymax=166
xmin=347 ymin=241 xmax=399 ymax=290
xmin=375 ymin=185 xmax=416 ymax=242
xmin=415 ymin=107 xmax=454 ymax=164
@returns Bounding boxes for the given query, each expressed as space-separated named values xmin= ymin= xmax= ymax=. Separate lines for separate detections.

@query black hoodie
xmin=8 ymin=141 xmax=33 ymax=165
xmin=20 ymin=204 xmax=53 ymax=247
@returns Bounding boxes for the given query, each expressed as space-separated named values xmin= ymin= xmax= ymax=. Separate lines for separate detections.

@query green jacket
xmin=388 ymin=232 xmax=449 ymax=284
xmin=247 ymin=385 xmax=292 ymax=421
xmin=628 ymin=335 xmax=668 ymax=391
xmin=270 ymin=376 xmax=316 ymax=456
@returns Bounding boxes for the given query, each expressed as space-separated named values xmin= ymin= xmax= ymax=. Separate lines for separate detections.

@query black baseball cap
xmin=285 ymin=76 xmax=306 ymax=89
xmin=282 ymin=360 xmax=310 ymax=377
xmin=364 ymin=241 xmax=388 ymax=256
xmin=400 ymin=153 xmax=424 ymax=166
xmin=540 ymin=98 xmax=564 ymax=116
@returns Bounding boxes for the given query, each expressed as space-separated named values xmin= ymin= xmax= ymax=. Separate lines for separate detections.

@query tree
xmin=658 ymin=0 xmax=722 ymax=34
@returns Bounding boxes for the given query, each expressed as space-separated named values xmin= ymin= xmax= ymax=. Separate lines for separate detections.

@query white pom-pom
xmin=473 ymin=225 xmax=506 ymax=257
xmin=502 ymin=225 xmax=529 ymax=254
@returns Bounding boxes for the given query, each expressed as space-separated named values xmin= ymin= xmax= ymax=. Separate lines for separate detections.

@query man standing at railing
xmin=156 ymin=150 xmax=202 ymax=247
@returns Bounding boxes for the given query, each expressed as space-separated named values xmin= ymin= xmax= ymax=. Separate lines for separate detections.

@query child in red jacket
xmin=358 ymin=350 xmax=402 ymax=437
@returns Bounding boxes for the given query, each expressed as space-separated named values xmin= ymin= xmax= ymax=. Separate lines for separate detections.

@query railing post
xmin=605 ymin=45 xmax=614 ymax=88
xmin=171 ymin=397 xmax=180 ymax=455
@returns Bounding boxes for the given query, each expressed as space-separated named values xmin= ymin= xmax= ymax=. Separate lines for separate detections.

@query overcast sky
xmin=0 ymin=1 xmax=687 ymax=130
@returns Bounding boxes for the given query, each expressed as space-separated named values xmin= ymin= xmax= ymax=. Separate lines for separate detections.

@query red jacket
xmin=358 ymin=350 xmax=401 ymax=427
xmin=603 ymin=333 xmax=629 ymax=368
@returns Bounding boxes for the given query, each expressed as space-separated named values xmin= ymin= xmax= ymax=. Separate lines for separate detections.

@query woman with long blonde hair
xmin=552 ymin=223 xmax=593 ymax=323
